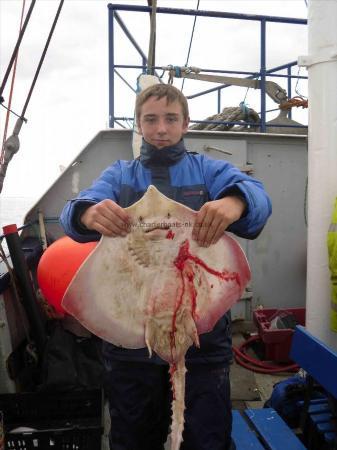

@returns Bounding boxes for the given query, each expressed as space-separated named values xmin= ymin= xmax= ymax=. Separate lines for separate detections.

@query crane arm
xmin=165 ymin=66 xmax=288 ymax=105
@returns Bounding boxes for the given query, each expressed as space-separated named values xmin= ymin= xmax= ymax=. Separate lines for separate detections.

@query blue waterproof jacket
xmin=60 ymin=139 xmax=272 ymax=365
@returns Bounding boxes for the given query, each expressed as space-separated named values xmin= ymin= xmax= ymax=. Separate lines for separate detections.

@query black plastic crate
xmin=0 ymin=389 xmax=103 ymax=450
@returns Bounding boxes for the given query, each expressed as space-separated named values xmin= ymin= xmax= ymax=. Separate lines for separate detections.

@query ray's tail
xmin=169 ymin=358 xmax=187 ymax=450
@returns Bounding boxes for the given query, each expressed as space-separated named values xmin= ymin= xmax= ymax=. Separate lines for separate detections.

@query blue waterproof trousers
xmin=104 ymin=360 xmax=235 ymax=450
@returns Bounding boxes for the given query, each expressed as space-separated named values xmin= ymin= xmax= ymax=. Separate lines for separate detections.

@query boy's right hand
xmin=80 ymin=199 xmax=130 ymax=237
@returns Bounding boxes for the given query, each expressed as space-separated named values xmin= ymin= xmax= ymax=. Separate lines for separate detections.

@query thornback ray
xmin=62 ymin=185 xmax=251 ymax=450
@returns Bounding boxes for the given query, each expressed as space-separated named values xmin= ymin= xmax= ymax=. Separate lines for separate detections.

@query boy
xmin=60 ymin=84 xmax=272 ymax=450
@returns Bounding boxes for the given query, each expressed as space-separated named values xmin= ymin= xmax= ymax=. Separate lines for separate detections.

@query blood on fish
xmin=169 ymin=239 xmax=241 ymax=378
xmin=166 ymin=230 xmax=175 ymax=239
xmin=186 ymin=270 xmax=197 ymax=319
xmin=174 ymin=240 xmax=241 ymax=286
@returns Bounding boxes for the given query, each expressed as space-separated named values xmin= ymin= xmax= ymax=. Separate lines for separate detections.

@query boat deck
xmin=231 ymin=320 xmax=289 ymax=412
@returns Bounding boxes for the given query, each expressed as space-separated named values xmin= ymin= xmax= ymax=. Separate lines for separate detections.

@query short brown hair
xmin=135 ymin=84 xmax=189 ymax=122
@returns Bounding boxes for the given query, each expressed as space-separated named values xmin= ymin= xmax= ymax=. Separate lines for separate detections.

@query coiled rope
xmin=190 ymin=104 xmax=260 ymax=131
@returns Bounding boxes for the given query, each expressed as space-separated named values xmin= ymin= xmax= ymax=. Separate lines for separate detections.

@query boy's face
xmin=138 ymin=96 xmax=189 ymax=149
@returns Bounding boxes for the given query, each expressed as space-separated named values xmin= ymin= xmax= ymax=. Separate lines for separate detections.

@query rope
xmin=190 ymin=105 xmax=260 ymax=131
xmin=1 ymin=0 xmax=26 ymax=165
xmin=279 ymin=96 xmax=308 ymax=110
xmin=243 ymin=86 xmax=250 ymax=103
xmin=0 ymin=0 xmax=36 ymax=99
xmin=167 ymin=65 xmax=200 ymax=84
xmin=21 ymin=0 xmax=65 ymax=118
xmin=0 ymin=118 xmax=25 ymax=194
xmin=239 ymin=101 xmax=250 ymax=120
xmin=0 ymin=102 xmax=25 ymax=120
xmin=294 ymin=67 xmax=307 ymax=100
xmin=0 ymin=0 xmax=64 ymax=194
xmin=181 ymin=0 xmax=200 ymax=92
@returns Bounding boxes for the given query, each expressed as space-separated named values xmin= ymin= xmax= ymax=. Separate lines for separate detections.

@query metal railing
xmin=108 ymin=4 xmax=307 ymax=132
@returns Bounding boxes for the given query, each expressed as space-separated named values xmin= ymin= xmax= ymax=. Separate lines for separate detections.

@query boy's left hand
xmin=192 ymin=196 xmax=246 ymax=247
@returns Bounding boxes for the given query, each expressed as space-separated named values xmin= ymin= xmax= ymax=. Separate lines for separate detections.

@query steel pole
xmin=260 ymin=19 xmax=266 ymax=132
xmin=3 ymin=224 xmax=46 ymax=357
xmin=301 ymin=0 xmax=337 ymax=349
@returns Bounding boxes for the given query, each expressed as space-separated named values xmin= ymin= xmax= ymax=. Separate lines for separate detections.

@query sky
xmin=0 ymin=0 xmax=308 ymax=200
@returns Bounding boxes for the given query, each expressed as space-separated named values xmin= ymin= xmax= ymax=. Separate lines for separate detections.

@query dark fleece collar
xmin=140 ymin=139 xmax=186 ymax=167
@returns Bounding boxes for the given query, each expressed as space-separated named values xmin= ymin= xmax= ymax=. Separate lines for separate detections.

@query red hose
xmin=233 ymin=335 xmax=299 ymax=374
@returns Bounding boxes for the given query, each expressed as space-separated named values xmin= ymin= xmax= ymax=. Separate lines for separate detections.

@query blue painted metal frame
xmin=107 ymin=3 xmax=307 ymax=130
xmin=244 ymin=408 xmax=307 ymax=450
xmin=290 ymin=325 xmax=337 ymax=399
xmin=232 ymin=410 xmax=265 ymax=449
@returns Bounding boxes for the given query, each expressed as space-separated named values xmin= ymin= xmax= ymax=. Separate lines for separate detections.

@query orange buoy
xmin=37 ymin=236 xmax=97 ymax=315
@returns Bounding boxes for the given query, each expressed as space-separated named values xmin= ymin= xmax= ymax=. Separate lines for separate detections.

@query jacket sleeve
xmin=201 ymin=155 xmax=272 ymax=239
xmin=59 ymin=161 xmax=123 ymax=242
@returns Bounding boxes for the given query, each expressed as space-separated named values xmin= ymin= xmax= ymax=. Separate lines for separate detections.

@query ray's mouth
xmin=145 ymin=225 xmax=171 ymax=233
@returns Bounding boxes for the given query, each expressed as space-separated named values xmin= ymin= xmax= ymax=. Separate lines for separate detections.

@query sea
xmin=0 ymin=196 xmax=36 ymax=231
xmin=0 ymin=196 xmax=36 ymax=264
